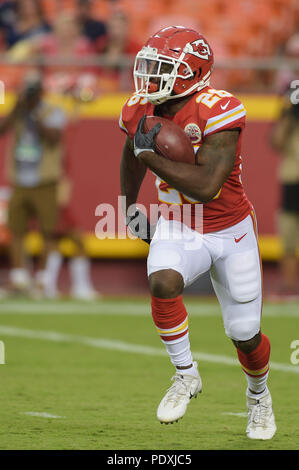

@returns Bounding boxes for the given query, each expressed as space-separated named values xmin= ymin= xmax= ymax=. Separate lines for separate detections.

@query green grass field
xmin=0 ymin=296 xmax=298 ymax=450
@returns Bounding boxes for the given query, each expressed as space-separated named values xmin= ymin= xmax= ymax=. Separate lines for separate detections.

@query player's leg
xmin=67 ymin=230 xmax=98 ymax=300
xmin=7 ymin=187 xmax=32 ymax=292
xmin=69 ymin=255 xmax=97 ymax=300
xmin=209 ymin=213 xmax=276 ymax=439
xmin=33 ymin=183 xmax=58 ymax=296
xmin=147 ymin=217 xmax=211 ymax=423
xmin=44 ymin=247 xmax=63 ymax=298
xmin=42 ymin=205 xmax=73 ymax=299
xmin=149 ymin=269 xmax=195 ymax=373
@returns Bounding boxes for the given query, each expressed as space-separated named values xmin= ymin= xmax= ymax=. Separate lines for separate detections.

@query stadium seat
xmin=37 ymin=0 xmax=299 ymax=62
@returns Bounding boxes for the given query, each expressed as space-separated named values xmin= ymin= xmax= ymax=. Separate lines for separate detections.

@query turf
xmin=0 ymin=296 xmax=298 ymax=450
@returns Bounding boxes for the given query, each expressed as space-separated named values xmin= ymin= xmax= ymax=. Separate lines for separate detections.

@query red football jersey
xmin=119 ymin=86 xmax=252 ymax=233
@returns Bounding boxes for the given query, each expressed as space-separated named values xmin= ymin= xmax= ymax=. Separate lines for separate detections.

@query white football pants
xmin=147 ymin=213 xmax=262 ymax=341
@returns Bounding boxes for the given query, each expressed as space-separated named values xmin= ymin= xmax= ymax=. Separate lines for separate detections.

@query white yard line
xmin=222 ymin=412 xmax=247 ymax=418
xmin=22 ymin=412 xmax=66 ymax=419
xmin=0 ymin=301 xmax=298 ymax=317
xmin=0 ymin=301 xmax=151 ymax=316
xmin=0 ymin=325 xmax=298 ymax=375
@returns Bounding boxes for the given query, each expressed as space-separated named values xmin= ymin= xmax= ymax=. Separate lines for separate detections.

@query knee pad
xmin=147 ymin=243 xmax=185 ymax=279
xmin=148 ymin=246 xmax=182 ymax=269
xmin=225 ymin=318 xmax=260 ymax=341
xmin=225 ymin=249 xmax=261 ymax=303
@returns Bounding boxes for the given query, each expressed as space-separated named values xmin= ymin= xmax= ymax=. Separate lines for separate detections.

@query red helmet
xmin=134 ymin=26 xmax=214 ymax=105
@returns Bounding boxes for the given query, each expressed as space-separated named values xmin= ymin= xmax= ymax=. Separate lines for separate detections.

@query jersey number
xmin=196 ymin=89 xmax=232 ymax=108
xmin=157 ymin=178 xmax=221 ymax=205
xmin=127 ymin=95 xmax=148 ymax=107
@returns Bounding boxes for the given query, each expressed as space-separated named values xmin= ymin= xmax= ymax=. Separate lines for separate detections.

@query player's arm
xmin=120 ymin=135 xmax=147 ymax=212
xmin=120 ymin=135 xmax=154 ymax=244
xmin=134 ymin=117 xmax=239 ymax=203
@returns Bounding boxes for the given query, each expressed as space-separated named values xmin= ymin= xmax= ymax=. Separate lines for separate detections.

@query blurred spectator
xmin=76 ymin=0 xmax=107 ymax=53
xmin=0 ymin=0 xmax=51 ymax=49
xmin=0 ymin=70 xmax=67 ymax=296
xmin=96 ymin=10 xmax=142 ymax=91
xmin=271 ymin=98 xmax=299 ymax=298
xmin=103 ymin=10 xmax=142 ymax=63
xmin=35 ymin=12 xmax=94 ymax=60
xmin=33 ymin=12 xmax=96 ymax=94
xmin=275 ymin=31 xmax=299 ymax=94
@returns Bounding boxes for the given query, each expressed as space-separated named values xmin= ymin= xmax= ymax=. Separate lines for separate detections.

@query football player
xmin=119 ymin=26 xmax=276 ymax=440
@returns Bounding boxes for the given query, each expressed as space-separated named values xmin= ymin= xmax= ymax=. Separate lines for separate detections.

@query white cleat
xmin=157 ymin=362 xmax=202 ymax=424
xmin=246 ymin=388 xmax=277 ymax=440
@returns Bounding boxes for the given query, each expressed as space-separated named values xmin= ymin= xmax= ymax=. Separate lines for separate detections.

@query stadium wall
xmin=0 ymin=93 xmax=285 ymax=260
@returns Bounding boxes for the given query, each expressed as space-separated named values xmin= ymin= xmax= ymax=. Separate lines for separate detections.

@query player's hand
xmin=133 ymin=114 xmax=162 ymax=158
xmin=125 ymin=209 xmax=155 ymax=245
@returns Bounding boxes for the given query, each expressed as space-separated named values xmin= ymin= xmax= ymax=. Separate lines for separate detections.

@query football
xmin=144 ymin=116 xmax=195 ymax=164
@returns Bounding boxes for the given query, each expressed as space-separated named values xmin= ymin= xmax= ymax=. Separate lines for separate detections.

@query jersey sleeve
xmin=119 ymin=96 xmax=152 ymax=140
xmin=119 ymin=106 xmax=129 ymax=135
xmin=201 ymin=94 xmax=246 ymax=138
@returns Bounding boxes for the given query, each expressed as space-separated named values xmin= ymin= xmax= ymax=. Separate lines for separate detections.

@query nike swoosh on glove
xmin=134 ymin=114 xmax=162 ymax=157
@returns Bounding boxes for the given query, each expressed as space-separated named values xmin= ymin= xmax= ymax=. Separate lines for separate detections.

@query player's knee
xmin=232 ymin=331 xmax=261 ymax=353
xmin=149 ymin=269 xmax=184 ymax=299
xmin=225 ymin=318 xmax=260 ymax=342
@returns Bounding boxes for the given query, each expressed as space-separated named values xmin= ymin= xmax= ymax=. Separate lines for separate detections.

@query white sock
xmin=162 ymin=334 xmax=194 ymax=372
xmin=246 ymin=371 xmax=269 ymax=395
xmin=69 ymin=256 xmax=94 ymax=294
xmin=176 ymin=363 xmax=198 ymax=377
xmin=247 ymin=384 xmax=269 ymax=399
xmin=44 ymin=251 xmax=63 ymax=297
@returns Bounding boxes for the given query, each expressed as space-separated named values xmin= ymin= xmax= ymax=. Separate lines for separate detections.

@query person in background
xmin=0 ymin=0 xmax=51 ymax=49
xmin=274 ymin=32 xmax=299 ymax=94
xmin=76 ymin=0 xmax=107 ymax=53
xmin=103 ymin=10 xmax=142 ymax=64
xmin=35 ymin=11 xmax=94 ymax=60
xmin=0 ymin=70 xmax=66 ymax=295
xmin=32 ymin=11 xmax=96 ymax=95
xmin=96 ymin=10 xmax=142 ymax=91
xmin=44 ymin=174 xmax=99 ymax=301
xmin=271 ymin=99 xmax=299 ymax=298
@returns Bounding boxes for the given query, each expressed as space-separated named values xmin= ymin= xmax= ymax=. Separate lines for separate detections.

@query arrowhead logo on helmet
xmin=133 ymin=26 xmax=214 ymax=105
xmin=187 ymin=39 xmax=212 ymax=60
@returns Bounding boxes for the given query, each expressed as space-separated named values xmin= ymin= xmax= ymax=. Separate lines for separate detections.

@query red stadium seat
xmin=36 ymin=0 xmax=298 ymax=62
